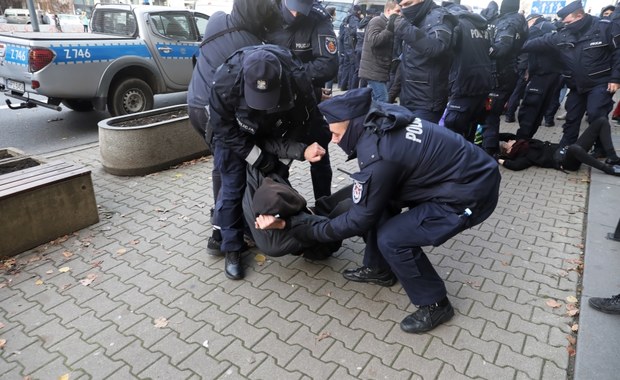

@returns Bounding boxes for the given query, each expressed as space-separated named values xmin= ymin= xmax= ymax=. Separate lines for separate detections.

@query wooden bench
xmin=0 ymin=160 xmax=99 ymax=258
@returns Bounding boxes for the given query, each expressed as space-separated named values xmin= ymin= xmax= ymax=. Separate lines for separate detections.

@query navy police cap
xmin=318 ymin=88 xmax=373 ymax=124
xmin=557 ymin=0 xmax=583 ymax=19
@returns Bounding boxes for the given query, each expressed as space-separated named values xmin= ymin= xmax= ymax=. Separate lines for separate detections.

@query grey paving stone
xmin=86 ymin=324 xmax=136 ymax=356
xmin=453 ymin=330 xmax=500 ymax=363
xmin=123 ymin=317 xmax=172 ymax=349
xmin=392 ymin=346 xmax=443 ymax=379
xmin=359 ymin=356 xmax=414 ymax=379
xmin=348 ymin=310 xmax=392 ymax=341
xmin=195 ymin=304 xmax=238 ymax=333
xmin=286 ymin=286 xmax=329 ymax=313
xmin=137 ymin=354 xmax=196 ymax=379
xmin=465 ymin=353 xmax=516 ymax=379
xmin=286 ymin=304 xmax=331 ymax=334
xmin=168 ymin=292 xmax=209 ymax=319
xmin=424 ymin=337 xmax=472 ymax=373
xmin=247 ymin=356 xmax=303 ymax=380
xmin=220 ymin=316 xmax=269 ymax=350
xmin=49 ymin=331 xmax=100 ymax=366
xmin=286 ymin=348 xmax=338 ymax=379
xmin=321 ymin=340 xmax=371 ymax=377
xmin=29 ymin=317 xmax=76 ymax=350
xmin=22 ymin=355 xmax=75 ymax=380
xmin=254 ymin=310 xmax=301 ymax=342
xmin=150 ymin=331 xmax=203 ymax=366
xmin=495 ymin=344 xmax=544 ymax=379
xmin=81 ymin=292 xmax=123 ymax=318
xmin=111 ymin=340 xmax=163 ymax=375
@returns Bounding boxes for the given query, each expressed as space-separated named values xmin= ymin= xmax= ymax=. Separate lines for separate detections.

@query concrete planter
xmin=98 ymin=104 xmax=209 ymax=176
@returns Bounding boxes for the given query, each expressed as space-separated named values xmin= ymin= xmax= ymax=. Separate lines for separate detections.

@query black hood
xmin=462 ymin=12 xmax=489 ymax=29
xmin=481 ymin=1 xmax=499 ymax=21
xmin=500 ymin=0 xmax=520 ymax=15
xmin=231 ymin=0 xmax=279 ymax=36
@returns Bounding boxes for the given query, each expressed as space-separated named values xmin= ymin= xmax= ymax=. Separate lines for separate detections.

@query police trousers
xmin=362 ymin=184 xmax=500 ymax=306
xmin=443 ymin=95 xmax=488 ymax=142
xmin=560 ymin=83 xmax=613 ymax=147
xmin=516 ymin=72 xmax=561 ymax=139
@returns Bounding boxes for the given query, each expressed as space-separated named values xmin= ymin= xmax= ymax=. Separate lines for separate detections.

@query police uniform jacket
xmin=302 ymin=102 xmax=501 ymax=243
xmin=187 ymin=0 xmax=273 ymax=109
xmin=526 ymin=17 xmax=560 ymax=75
xmin=359 ymin=14 xmax=394 ymax=82
xmin=489 ymin=11 xmax=528 ymax=90
xmin=355 ymin=15 xmax=373 ymax=53
xmin=446 ymin=5 xmax=494 ymax=97
xmin=396 ymin=3 xmax=456 ymax=112
xmin=209 ymin=45 xmax=320 ymax=167
xmin=266 ymin=0 xmax=339 ymax=89
xmin=522 ymin=14 xmax=620 ymax=94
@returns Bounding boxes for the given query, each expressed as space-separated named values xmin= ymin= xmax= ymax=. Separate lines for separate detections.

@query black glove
xmin=291 ymin=223 xmax=315 ymax=243
xmin=387 ymin=13 xmax=398 ymax=32
xmin=254 ymin=152 xmax=278 ymax=176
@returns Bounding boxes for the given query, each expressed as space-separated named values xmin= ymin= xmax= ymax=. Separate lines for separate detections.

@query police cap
xmin=526 ymin=13 xmax=542 ymax=21
xmin=318 ymin=88 xmax=372 ymax=124
xmin=285 ymin=0 xmax=313 ymax=16
xmin=243 ymin=50 xmax=282 ymax=111
xmin=557 ymin=1 xmax=583 ymax=19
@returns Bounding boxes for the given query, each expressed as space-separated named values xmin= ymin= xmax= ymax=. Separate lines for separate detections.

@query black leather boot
xmin=224 ymin=251 xmax=244 ymax=280
xmin=206 ymin=229 xmax=222 ymax=256
xmin=400 ymin=297 xmax=454 ymax=334
xmin=342 ymin=266 xmax=397 ymax=287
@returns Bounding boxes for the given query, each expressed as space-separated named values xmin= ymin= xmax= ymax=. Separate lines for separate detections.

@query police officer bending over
xmin=209 ymin=45 xmax=327 ymax=280
xmin=258 ymin=88 xmax=501 ymax=333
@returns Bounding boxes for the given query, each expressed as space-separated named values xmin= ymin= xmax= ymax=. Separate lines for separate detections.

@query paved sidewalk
xmin=0 ymin=120 xmax=610 ymax=379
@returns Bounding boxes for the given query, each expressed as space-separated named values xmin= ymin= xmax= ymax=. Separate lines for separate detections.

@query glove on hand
xmin=254 ymin=152 xmax=278 ymax=176
xmin=387 ymin=13 xmax=398 ymax=32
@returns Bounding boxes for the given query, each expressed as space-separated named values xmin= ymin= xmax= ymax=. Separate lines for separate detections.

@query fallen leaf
xmin=0 ymin=322 xmax=4 ymax=329
xmin=27 ymin=256 xmax=42 ymax=264
xmin=174 ymin=174 xmax=183 ymax=178
xmin=46 ymin=270 xmax=54 ymax=275
xmin=254 ymin=254 xmax=266 ymax=266
xmin=62 ymin=251 xmax=73 ymax=258
xmin=59 ymin=267 xmax=71 ymax=273
xmin=568 ymin=309 xmax=580 ymax=317
xmin=557 ymin=270 xmax=569 ymax=278
xmin=566 ymin=335 xmax=576 ymax=345
xmin=129 ymin=240 xmax=140 ymax=245
xmin=315 ymin=331 xmax=331 ymax=342
xmin=79 ymin=274 xmax=97 ymax=286
xmin=571 ymin=324 xmax=579 ymax=332
xmin=116 ymin=248 xmax=127 ymax=256
xmin=546 ymin=299 xmax=562 ymax=308
xmin=50 ymin=235 xmax=70 ymax=245
xmin=91 ymin=261 xmax=103 ymax=268
xmin=567 ymin=345 xmax=576 ymax=357
xmin=566 ymin=295 xmax=578 ymax=304
xmin=566 ymin=303 xmax=577 ymax=311
xmin=35 ymin=279 xmax=44 ymax=286
xmin=154 ymin=317 xmax=168 ymax=328
xmin=58 ymin=374 xmax=70 ymax=380
xmin=0 ymin=339 xmax=5 ymax=349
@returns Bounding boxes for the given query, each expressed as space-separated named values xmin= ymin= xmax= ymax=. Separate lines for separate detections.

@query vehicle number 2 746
xmin=64 ymin=48 xmax=91 ymax=59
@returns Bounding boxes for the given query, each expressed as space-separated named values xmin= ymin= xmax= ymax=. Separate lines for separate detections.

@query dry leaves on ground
xmin=254 ymin=254 xmax=266 ymax=266
xmin=546 ymin=299 xmax=563 ymax=308
xmin=59 ymin=267 xmax=71 ymax=273
xmin=62 ymin=251 xmax=73 ymax=258
xmin=0 ymin=339 xmax=6 ymax=349
xmin=315 ymin=331 xmax=331 ymax=342
xmin=566 ymin=295 xmax=578 ymax=304
xmin=154 ymin=317 xmax=168 ymax=328
xmin=571 ymin=324 xmax=579 ymax=332
xmin=79 ymin=273 xmax=97 ymax=286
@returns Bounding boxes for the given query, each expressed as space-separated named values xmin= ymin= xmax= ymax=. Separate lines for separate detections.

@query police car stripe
xmin=49 ymin=43 xmax=152 ymax=64
xmin=154 ymin=43 xmax=198 ymax=60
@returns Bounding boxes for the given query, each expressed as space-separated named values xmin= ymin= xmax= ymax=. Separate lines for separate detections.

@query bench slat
xmin=0 ymin=160 xmax=91 ymax=197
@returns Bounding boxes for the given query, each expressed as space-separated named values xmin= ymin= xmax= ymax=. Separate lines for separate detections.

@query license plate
xmin=6 ymin=79 xmax=25 ymax=93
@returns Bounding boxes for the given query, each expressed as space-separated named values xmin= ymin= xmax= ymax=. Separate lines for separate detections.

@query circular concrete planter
xmin=98 ymin=104 xmax=210 ymax=176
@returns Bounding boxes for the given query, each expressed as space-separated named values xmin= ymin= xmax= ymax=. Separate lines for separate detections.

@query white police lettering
xmin=405 ymin=119 xmax=423 ymax=143
xmin=236 ymin=117 xmax=254 ymax=133
xmin=295 ymin=43 xmax=311 ymax=49
xmin=470 ymin=29 xmax=488 ymax=39
xmin=590 ymin=41 xmax=603 ymax=46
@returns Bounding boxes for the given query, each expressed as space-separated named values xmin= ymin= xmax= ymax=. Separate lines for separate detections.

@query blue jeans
xmin=367 ymin=80 xmax=388 ymax=102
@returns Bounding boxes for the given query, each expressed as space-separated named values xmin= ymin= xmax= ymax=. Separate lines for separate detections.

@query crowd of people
xmin=187 ymin=0 xmax=620 ymax=333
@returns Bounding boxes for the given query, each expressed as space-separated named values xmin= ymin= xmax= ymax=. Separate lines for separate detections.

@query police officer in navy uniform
xmin=514 ymin=14 xmax=561 ymax=139
xmin=443 ymin=2 xmax=494 ymax=142
xmin=480 ymin=0 xmax=528 ymax=156
xmin=522 ymin=1 xmax=620 ymax=157
xmin=289 ymin=88 xmax=501 ymax=333
xmin=209 ymin=45 xmax=328 ymax=280
xmin=266 ymin=0 xmax=339 ymax=200
xmin=395 ymin=0 xmax=457 ymax=123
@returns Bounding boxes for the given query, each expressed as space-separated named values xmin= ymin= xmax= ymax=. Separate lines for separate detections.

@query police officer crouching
xmin=288 ymin=88 xmax=501 ymax=333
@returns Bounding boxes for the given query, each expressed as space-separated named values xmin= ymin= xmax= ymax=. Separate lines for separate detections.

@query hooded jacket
xmin=489 ymin=3 xmax=528 ymax=89
xmin=187 ymin=0 xmax=277 ymax=109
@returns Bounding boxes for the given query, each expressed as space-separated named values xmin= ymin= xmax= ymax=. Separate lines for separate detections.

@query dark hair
xmin=507 ymin=140 xmax=530 ymax=159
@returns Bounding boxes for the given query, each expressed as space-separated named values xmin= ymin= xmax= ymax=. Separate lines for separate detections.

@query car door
xmin=145 ymin=11 xmax=199 ymax=88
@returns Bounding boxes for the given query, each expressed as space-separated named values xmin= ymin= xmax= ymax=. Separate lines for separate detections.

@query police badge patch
xmin=352 ymin=180 xmax=363 ymax=204
xmin=324 ymin=36 xmax=338 ymax=55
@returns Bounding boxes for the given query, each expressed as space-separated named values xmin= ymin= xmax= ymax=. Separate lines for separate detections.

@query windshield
xmin=91 ymin=9 xmax=137 ymax=36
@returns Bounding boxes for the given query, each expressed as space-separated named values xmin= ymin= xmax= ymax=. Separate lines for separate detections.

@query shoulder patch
xmin=324 ymin=36 xmax=338 ymax=54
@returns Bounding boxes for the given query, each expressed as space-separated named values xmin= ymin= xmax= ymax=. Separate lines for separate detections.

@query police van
xmin=0 ymin=4 xmax=209 ymax=116
xmin=4 ymin=9 xmax=30 ymax=24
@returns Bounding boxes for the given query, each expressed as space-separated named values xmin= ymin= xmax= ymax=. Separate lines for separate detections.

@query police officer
xmin=187 ymin=0 xmax=279 ymax=255
xmin=395 ymin=0 xmax=456 ymax=123
xmin=514 ymin=14 xmax=561 ymax=139
xmin=289 ymin=88 xmax=501 ymax=333
xmin=443 ymin=2 xmax=494 ymax=142
xmin=209 ymin=45 xmax=327 ymax=280
xmin=523 ymin=1 xmax=620 ymax=154
xmin=480 ymin=0 xmax=528 ymax=156
xmin=266 ymin=0 xmax=339 ymax=200
xmin=352 ymin=8 xmax=373 ymax=90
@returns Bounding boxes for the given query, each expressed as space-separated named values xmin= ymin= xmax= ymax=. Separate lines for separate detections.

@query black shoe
xmin=505 ymin=115 xmax=515 ymax=123
xmin=544 ymin=121 xmax=555 ymax=127
xmin=342 ymin=266 xmax=397 ymax=287
xmin=590 ymin=149 xmax=606 ymax=160
xmin=612 ymin=165 xmax=620 ymax=176
xmin=588 ymin=294 xmax=620 ymax=314
xmin=400 ymin=297 xmax=455 ymax=334
xmin=224 ymin=251 xmax=244 ymax=280
xmin=604 ymin=157 xmax=620 ymax=165
xmin=206 ymin=229 xmax=223 ymax=256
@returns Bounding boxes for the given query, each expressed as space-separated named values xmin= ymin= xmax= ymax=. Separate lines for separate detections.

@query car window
xmin=91 ymin=9 xmax=137 ymax=36
xmin=193 ymin=12 xmax=209 ymax=39
xmin=149 ymin=13 xmax=194 ymax=41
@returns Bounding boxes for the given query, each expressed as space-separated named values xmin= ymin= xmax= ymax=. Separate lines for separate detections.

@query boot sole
xmin=343 ymin=274 xmax=397 ymax=287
